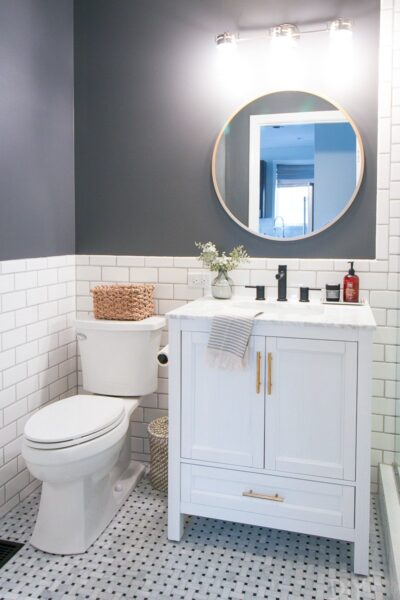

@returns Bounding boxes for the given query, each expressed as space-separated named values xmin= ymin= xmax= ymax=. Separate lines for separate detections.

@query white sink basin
xmin=229 ymin=299 xmax=325 ymax=319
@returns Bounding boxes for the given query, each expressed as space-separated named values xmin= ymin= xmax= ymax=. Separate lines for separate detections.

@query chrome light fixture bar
xmin=215 ymin=18 xmax=352 ymax=47
xmin=270 ymin=23 xmax=300 ymax=43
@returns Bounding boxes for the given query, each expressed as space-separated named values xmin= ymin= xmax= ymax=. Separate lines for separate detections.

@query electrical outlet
xmin=188 ymin=271 xmax=211 ymax=289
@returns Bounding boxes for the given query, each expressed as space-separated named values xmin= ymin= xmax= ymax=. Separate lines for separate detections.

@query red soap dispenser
xmin=343 ymin=261 xmax=359 ymax=303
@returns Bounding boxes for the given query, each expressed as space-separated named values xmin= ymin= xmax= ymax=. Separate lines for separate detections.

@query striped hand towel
xmin=206 ymin=312 xmax=260 ymax=370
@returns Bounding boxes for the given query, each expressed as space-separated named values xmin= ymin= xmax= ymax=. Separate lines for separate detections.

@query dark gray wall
xmin=75 ymin=0 xmax=379 ymax=258
xmin=0 ymin=0 xmax=74 ymax=261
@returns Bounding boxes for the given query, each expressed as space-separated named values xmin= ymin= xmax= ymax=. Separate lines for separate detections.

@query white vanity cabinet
xmin=167 ymin=299 xmax=375 ymax=575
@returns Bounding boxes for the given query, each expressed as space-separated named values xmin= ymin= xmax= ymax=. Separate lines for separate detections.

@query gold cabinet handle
xmin=256 ymin=351 xmax=261 ymax=394
xmin=267 ymin=352 xmax=272 ymax=395
xmin=243 ymin=489 xmax=284 ymax=502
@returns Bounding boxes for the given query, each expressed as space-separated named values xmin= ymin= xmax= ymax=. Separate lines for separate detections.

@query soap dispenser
xmin=343 ymin=261 xmax=359 ymax=303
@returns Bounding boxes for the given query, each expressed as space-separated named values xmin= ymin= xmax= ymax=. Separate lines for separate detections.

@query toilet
xmin=22 ymin=315 xmax=165 ymax=555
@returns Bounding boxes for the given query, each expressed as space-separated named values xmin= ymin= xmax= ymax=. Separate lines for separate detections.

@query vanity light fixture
xmin=329 ymin=19 xmax=353 ymax=40
xmin=215 ymin=19 xmax=352 ymax=49
xmin=269 ymin=23 xmax=300 ymax=48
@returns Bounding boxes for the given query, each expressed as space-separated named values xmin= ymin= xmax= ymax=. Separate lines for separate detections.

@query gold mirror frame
xmin=211 ymin=89 xmax=365 ymax=242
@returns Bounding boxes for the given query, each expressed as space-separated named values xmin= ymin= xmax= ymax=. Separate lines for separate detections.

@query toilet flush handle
xmin=77 ymin=333 xmax=87 ymax=341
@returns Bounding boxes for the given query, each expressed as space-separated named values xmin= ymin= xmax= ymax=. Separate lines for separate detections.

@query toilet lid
xmin=24 ymin=395 xmax=125 ymax=445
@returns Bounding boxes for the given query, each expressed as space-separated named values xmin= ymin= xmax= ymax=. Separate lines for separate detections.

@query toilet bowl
xmin=22 ymin=316 xmax=165 ymax=555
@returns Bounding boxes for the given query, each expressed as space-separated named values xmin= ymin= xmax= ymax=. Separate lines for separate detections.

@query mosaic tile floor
xmin=0 ymin=479 xmax=389 ymax=599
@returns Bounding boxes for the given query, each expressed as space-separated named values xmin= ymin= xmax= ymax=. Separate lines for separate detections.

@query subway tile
xmin=4 ymin=398 xmax=27 ymax=426
xmin=145 ymin=257 xmax=174 ymax=267
xmin=0 ymin=350 xmax=15 ymax=372
xmin=76 ymin=266 xmax=102 ymax=281
xmin=15 ymin=306 xmax=38 ymax=327
xmin=2 ymin=291 xmax=26 ymax=312
xmin=48 ymin=283 xmax=67 ymax=301
xmin=58 ymin=266 xmax=75 ymax=282
xmin=75 ymin=255 xmax=90 ymax=265
xmin=116 ymin=256 xmax=145 ymax=267
xmin=1 ymin=260 xmax=26 ymax=274
xmin=47 ymin=256 xmax=68 ymax=268
xmin=38 ymin=300 xmax=58 ymax=321
xmin=129 ymin=268 xmax=158 ymax=283
xmin=158 ymin=268 xmax=187 ymax=284
xmin=90 ymin=255 xmax=116 ymax=266
xmin=173 ymin=257 xmax=201 ymax=268
xmin=0 ymin=312 xmax=15 ymax=334
xmin=14 ymin=271 xmax=37 ymax=291
xmin=27 ymin=354 xmax=48 ymax=377
xmin=0 ymin=422 xmax=17 ymax=447
xmin=173 ymin=285 xmax=203 ymax=300
xmin=2 ymin=327 xmax=27 ymax=351
xmin=28 ymin=388 xmax=49 ymax=412
xmin=16 ymin=374 xmax=39 ymax=401
xmin=102 ymin=266 xmax=129 ymax=282
xmin=0 ymin=459 xmax=18 ymax=487
xmin=26 ymin=320 xmax=48 ymax=341
xmin=27 ymin=286 xmax=48 ymax=306
xmin=0 ymin=274 xmax=15 ymax=294
xmin=25 ymin=257 xmax=48 ymax=270
xmin=370 ymin=290 xmax=399 ymax=308
xmin=153 ymin=284 xmax=174 ymax=300
xmin=3 ymin=437 xmax=21 ymax=463
xmin=37 ymin=268 xmax=58 ymax=287
xmin=5 ymin=470 xmax=29 ymax=502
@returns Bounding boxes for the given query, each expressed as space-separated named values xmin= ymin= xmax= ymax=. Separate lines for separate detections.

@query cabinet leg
xmin=353 ymin=539 xmax=369 ymax=576
xmin=168 ymin=511 xmax=185 ymax=541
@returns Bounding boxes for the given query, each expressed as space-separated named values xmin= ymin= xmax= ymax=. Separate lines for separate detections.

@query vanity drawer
xmin=181 ymin=464 xmax=354 ymax=529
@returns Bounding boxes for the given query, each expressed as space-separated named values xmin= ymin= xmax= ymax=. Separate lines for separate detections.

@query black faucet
xmin=275 ymin=265 xmax=287 ymax=301
xmin=245 ymin=285 xmax=265 ymax=300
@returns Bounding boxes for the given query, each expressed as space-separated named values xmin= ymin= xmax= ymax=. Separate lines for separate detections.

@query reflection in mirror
xmin=212 ymin=91 xmax=364 ymax=241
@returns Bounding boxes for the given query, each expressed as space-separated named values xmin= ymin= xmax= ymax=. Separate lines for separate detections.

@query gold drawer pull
xmin=256 ymin=351 xmax=261 ymax=394
xmin=267 ymin=352 xmax=272 ymax=395
xmin=242 ymin=489 xmax=284 ymax=502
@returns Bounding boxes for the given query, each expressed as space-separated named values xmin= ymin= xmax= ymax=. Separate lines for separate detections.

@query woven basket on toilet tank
xmin=91 ymin=284 xmax=155 ymax=321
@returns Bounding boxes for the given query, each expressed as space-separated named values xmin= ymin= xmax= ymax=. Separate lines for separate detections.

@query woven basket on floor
xmin=148 ymin=416 xmax=168 ymax=493
xmin=91 ymin=284 xmax=155 ymax=321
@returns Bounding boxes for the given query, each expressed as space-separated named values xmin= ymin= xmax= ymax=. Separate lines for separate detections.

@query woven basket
xmin=148 ymin=416 xmax=168 ymax=493
xmin=91 ymin=284 xmax=155 ymax=321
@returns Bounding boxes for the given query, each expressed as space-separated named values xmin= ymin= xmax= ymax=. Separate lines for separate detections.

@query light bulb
xmin=329 ymin=19 xmax=352 ymax=41
xmin=270 ymin=24 xmax=300 ymax=50
xmin=216 ymin=32 xmax=236 ymax=53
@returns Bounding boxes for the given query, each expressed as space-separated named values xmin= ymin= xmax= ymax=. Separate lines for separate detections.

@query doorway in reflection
xmin=254 ymin=120 xmax=357 ymax=238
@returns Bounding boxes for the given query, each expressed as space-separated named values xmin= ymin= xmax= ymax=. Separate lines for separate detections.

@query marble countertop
xmin=167 ymin=296 xmax=376 ymax=329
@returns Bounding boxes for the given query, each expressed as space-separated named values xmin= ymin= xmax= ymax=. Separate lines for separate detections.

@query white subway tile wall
xmin=0 ymin=256 xmax=77 ymax=517
xmin=74 ymin=251 xmax=395 ymax=495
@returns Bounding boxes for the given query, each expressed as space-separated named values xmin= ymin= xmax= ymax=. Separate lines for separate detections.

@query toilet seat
xmin=24 ymin=395 xmax=126 ymax=450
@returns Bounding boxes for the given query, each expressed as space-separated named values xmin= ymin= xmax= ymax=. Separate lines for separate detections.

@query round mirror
xmin=212 ymin=90 xmax=364 ymax=241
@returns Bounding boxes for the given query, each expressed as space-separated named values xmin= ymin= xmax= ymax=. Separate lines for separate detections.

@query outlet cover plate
xmin=188 ymin=271 xmax=211 ymax=289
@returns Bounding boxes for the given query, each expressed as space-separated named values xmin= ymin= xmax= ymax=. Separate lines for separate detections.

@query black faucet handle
xmin=245 ymin=285 xmax=266 ymax=300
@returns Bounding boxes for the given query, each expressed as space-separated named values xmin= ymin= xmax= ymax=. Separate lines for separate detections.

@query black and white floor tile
xmin=0 ymin=480 xmax=389 ymax=599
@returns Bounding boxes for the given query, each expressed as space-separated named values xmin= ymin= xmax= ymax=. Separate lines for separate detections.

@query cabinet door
xmin=181 ymin=332 xmax=265 ymax=468
xmin=265 ymin=337 xmax=357 ymax=480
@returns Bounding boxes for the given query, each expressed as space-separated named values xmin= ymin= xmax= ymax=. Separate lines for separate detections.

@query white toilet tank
xmin=75 ymin=316 xmax=166 ymax=396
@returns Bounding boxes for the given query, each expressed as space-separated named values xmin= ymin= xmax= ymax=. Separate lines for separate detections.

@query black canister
xmin=325 ymin=284 xmax=340 ymax=302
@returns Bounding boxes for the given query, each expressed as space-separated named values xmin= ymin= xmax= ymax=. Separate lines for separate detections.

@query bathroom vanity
xmin=167 ymin=297 xmax=376 ymax=575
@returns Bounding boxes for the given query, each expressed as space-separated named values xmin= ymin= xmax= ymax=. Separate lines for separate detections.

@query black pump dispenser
xmin=348 ymin=261 xmax=355 ymax=276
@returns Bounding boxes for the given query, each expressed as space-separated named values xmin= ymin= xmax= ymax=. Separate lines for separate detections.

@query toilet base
xmin=30 ymin=459 xmax=145 ymax=555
